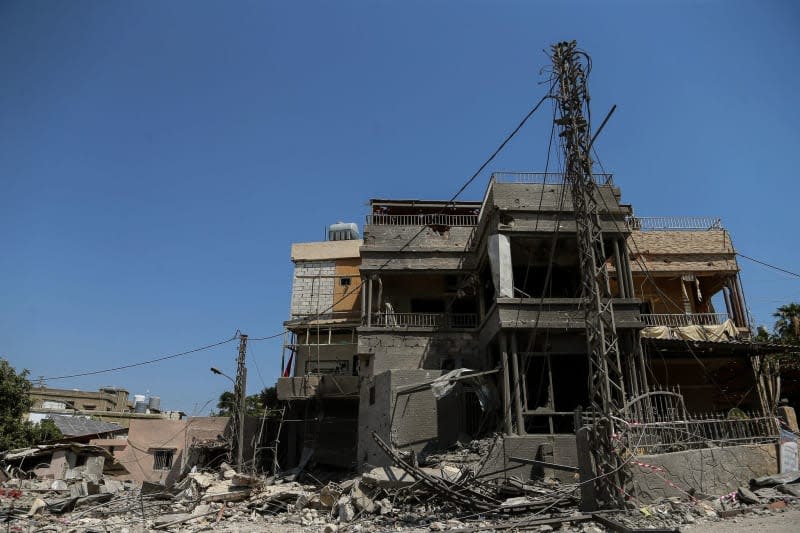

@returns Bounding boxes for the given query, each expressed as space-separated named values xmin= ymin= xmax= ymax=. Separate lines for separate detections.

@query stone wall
xmin=630 ymin=443 xmax=779 ymax=501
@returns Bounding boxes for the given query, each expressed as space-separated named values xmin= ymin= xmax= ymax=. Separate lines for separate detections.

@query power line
xmin=253 ymin=95 xmax=552 ymax=343
xmin=737 ymin=252 xmax=800 ymax=279
xmin=35 ymin=95 xmax=553 ymax=383
xmin=39 ymin=335 xmax=239 ymax=382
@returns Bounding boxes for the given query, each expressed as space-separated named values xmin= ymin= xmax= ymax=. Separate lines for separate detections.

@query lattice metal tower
xmin=551 ymin=40 xmax=627 ymax=506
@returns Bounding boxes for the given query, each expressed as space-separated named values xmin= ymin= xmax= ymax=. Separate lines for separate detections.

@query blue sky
xmin=2 ymin=1 xmax=798 ymax=414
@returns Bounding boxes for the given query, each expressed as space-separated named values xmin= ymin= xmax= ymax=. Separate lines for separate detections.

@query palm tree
xmin=773 ymin=303 xmax=800 ymax=343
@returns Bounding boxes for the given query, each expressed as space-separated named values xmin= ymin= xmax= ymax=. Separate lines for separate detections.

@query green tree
xmin=773 ymin=303 xmax=800 ymax=344
xmin=0 ymin=359 xmax=62 ymax=451
xmin=212 ymin=387 xmax=278 ymax=417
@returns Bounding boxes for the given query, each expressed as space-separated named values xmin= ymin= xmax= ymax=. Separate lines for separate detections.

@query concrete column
xmin=612 ymin=239 xmax=626 ymax=298
xmin=510 ymin=332 xmax=526 ymax=435
xmin=499 ymin=332 xmax=513 ymax=435
xmin=489 ymin=234 xmax=514 ymax=298
xmin=727 ymin=278 xmax=743 ymax=327
xmin=623 ymin=239 xmax=636 ymax=298
xmin=366 ymin=277 xmax=373 ymax=327
xmin=576 ymin=426 xmax=598 ymax=511
xmin=360 ymin=281 xmax=366 ymax=324
xmin=376 ymin=277 xmax=383 ymax=316
xmin=733 ymin=274 xmax=749 ymax=328
xmin=722 ymin=285 xmax=733 ymax=319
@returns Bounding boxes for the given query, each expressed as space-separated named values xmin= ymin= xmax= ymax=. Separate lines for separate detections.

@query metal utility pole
xmin=233 ymin=333 xmax=248 ymax=471
xmin=551 ymin=40 xmax=627 ymax=507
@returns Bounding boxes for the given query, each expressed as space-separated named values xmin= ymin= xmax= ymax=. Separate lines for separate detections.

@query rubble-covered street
xmin=5 ymin=438 xmax=800 ymax=533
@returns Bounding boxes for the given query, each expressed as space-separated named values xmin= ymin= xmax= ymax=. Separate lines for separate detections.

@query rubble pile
xmin=2 ymin=439 xmax=800 ymax=532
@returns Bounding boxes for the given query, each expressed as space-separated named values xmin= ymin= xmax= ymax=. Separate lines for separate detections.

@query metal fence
xmin=626 ymin=216 xmax=722 ymax=231
xmin=640 ymin=313 xmax=730 ymax=327
xmin=621 ymin=411 xmax=780 ymax=455
xmin=366 ymin=213 xmax=479 ymax=227
xmin=491 ymin=171 xmax=614 ymax=185
xmin=371 ymin=312 xmax=478 ymax=329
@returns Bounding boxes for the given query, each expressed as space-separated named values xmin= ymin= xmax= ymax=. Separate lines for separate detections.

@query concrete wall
xmin=294 ymin=342 xmax=357 ymax=377
xmin=362 ymin=225 xmax=476 ymax=251
xmin=630 ymin=443 xmax=778 ymax=501
xmin=111 ymin=417 xmax=229 ymax=486
xmin=627 ymin=230 xmax=738 ymax=277
xmin=477 ymin=434 xmax=580 ymax=483
xmin=291 ymin=240 xmax=362 ymax=261
xmin=490 ymin=183 xmax=627 ymax=215
xmin=360 ymin=251 xmax=473 ymax=272
xmin=357 ymin=369 xmax=466 ymax=470
xmin=357 ymin=331 xmax=480 ymax=376
xmin=277 ymin=375 xmax=360 ymax=400
xmin=333 ymin=257 xmax=361 ymax=313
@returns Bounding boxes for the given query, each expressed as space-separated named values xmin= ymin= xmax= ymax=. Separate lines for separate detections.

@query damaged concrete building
xmin=277 ymin=226 xmax=362 ymax=469
xmin=277 ymin=173 xmax=789 ymax=493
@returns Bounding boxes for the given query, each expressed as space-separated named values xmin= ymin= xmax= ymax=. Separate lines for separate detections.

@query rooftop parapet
xmin=626 ymin=216 xmax=722 ymax=231
xmin=490 ymin=171 xmax=614 ymax=185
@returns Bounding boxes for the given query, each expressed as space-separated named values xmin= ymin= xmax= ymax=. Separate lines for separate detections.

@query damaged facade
xmin=278 ymin=173 xmax=789 ymax=495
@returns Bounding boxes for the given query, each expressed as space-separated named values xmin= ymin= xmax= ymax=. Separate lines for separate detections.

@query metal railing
xmin=491 ymin=171 xmax=614 ymax=185
xmin=621 ymin=411 xmax=780 ymax=455
xmin=366 ymin=213 xmax=478 ymax=227
xmin=626 ymin=216 xmax=722 ymax=231
xmin=371 ymin=312 xmax=478 ymax=329
xmin=640 ymin=313 xmax=730 ymax=327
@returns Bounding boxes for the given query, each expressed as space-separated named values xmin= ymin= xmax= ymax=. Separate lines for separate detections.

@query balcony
xmin=276 ymin=375 xmax=360 ymax=401
xmin=370 ymin=312 xmax=478 ymax=329
xmin=640 ymin=313 xmax=730 ymax=327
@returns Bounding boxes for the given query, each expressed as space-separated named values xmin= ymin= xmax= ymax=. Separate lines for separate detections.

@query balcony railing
xmin=491 ymin=171 xmax=614 ymax=185
xmin=371 ymin=312 xmax=478 ymax=329
xmin=626 ymin=216 xmax=722 ymax=231
xmin=366 ymin=213 xmax=478 ymax=227
xmin=641 ymin=313 xmax=730 ymax=327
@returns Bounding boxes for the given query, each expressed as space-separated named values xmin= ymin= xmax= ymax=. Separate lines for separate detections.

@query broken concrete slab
xmin=350 ymin=480 xmax=376 ymax=513
xmin=188 ymin=471 xmax=216 ymax=488
xmin=231 ymin=473 xmax=261 ymax=487
xmin=737 ymin=487 xmax=761 ymax=505
xmin=778 ymin=483 xmax=800 ymax=497
xmin=361 ymin=466 xmax=417 ymax=488
xmin=200 ymin=477 xmax=253 ymax=503
xmin=154 ymin=512 xmax=194 ymax=527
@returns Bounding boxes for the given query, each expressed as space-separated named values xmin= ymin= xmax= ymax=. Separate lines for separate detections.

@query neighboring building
xmin=28 ymin=386 xmax=185 ymax=428
xmin=30 ymin=386 xmax=131 ymax=413
xmin=276 ymin=172 xmax=783 ymax=474
xmin=95 ymin=416 xmax=230 ymax=486
xmin=47 ymin=414 xmax=127 ymax=443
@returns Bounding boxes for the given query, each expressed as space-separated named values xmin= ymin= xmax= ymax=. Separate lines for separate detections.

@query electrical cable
xmin=38 ymin=335 xmax=239 ymax=382
xmin=736 ymin=252 xmax=800 ymax=279
xmin=248 ymin=94 xmax=553 ymax=343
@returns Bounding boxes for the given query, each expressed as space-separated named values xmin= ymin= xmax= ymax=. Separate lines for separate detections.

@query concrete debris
xmin=1 ymin=438 xmax=799 ymax=532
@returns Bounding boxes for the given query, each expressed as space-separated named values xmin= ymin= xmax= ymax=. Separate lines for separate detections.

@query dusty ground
xmin=684 ymin=507 xmax=800 ymax=533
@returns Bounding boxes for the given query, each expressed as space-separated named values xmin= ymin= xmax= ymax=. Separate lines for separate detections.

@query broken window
xmin=153 ymin=450 xmax=174 ymax=470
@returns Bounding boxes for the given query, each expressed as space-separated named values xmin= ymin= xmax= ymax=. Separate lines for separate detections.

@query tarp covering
xmin=641 ymin=319 xmax=738 ymax=342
